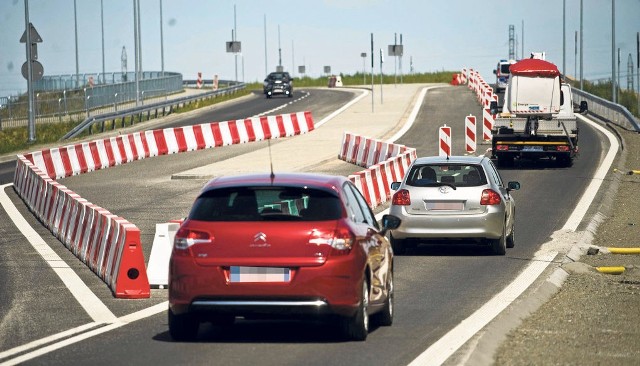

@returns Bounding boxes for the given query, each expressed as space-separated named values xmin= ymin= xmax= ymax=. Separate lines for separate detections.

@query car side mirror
xmin=493 ymin=69 xmax=497 ymax=75
xmin=379 ymin=214 xmax=401 ymax=236
xmin=507 ymin=181 xmax=520 ymax=191
xmin=390 ymin=182 xmax=401 ymax=191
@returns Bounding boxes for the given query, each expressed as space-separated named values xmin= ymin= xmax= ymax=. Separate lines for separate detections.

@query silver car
xmin=388 ymin=156 xmax=520 ymax=255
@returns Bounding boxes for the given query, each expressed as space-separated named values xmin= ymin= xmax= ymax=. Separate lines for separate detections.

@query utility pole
xmin=580 ymin=0 xmax=584 ymax=89
xmin=563 ymin=0 xmax=566 ymax=75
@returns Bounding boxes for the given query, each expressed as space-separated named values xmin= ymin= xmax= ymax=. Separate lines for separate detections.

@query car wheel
xmin=390 ymin=234 xmax=407 ymax=255
xmin=373 ymin=271 xmax=394 ymax=326
xmin=341 ymin=280 xmax=369 ymax=341
xmin=168 ymin=309 xmax=199 ymax=341
xmin=506 ymin=222 xmax=515 ymax=248
xmin=491 ymin=221 xmax=507 ymax=255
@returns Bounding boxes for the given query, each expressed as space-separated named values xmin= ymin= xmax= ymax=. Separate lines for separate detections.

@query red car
xmin=168 ymin=173 xmax=400 ymax=341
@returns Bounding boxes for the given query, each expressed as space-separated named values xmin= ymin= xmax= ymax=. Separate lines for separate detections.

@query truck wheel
xmin=497 ymin=154 xmax=514 ymax=167
xmin=557 ymin=155 xmax=572 ymax=167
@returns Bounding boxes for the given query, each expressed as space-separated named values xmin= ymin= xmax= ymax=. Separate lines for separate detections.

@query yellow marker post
xmin=607 ymin=247 xmax=640 ymax=255
xmin=595 ymin=266 xmax=626 ymax=275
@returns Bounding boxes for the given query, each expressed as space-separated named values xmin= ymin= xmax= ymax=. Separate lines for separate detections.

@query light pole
xmin=74 ymin=0 xmax=79 ymax=87
xmin=101 ymin=0 xmax=105 ymax=83
xmin=361 ymin=52 xmax=366 ymax=85
xmin=611 ymin=0 xmax=616 ymax=103
xmin=160 ymin=0 xmax=164 ymax=77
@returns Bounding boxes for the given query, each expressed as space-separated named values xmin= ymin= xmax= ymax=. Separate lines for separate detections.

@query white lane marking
xmin=314 ymin=89 xmax=369 ymax=128
xmin=0 ymin=322 xmax=100 ymax=362
xmin=561 ymin=114 xmax=619 ymax=231
xmin=407 ymin=251 xmax=558 ymax=366
xmin=386 ymin=85 xmax=444 ymax=143
xmin=253 ymin=91 xmax=310 ymax=117
xmin=0 ymin=302 xmax=168 ymax=366
xmin=0 ymin=184 xmax=117 ymax=324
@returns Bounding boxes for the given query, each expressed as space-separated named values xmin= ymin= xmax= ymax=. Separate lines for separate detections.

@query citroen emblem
xmin=251 ymin=232 xmax=270 ymax=247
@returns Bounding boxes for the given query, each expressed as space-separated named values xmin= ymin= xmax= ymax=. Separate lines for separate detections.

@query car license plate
xmin=522 ymin=145 xmax=543 ymax=151
xmin=230 ymin=266 xmax=290 ymax=283
xmin=426 ymin=202 xmax=464 ymax=210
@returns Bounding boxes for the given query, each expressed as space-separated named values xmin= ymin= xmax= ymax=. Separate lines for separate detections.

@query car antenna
xmin=268 ymin=139 xmax=275 ymax=183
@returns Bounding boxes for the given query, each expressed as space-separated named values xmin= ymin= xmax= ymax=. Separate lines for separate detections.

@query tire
xmin=497 ymin=154 xmax=514 ymax=168
xmin=341 ymin=280 xmax=369 ymax=341
xmin=168 ymin=309 xmax=199 ymax=341
xmin=506 ymin=222 xmax=515 ymax=248
xmin=390 ymin=234 xmax=407 ymax=256
xmin=491 ymin=221 xmax=507 ymax=255
xmin=373 ymin=271 xmax=394 ymax=327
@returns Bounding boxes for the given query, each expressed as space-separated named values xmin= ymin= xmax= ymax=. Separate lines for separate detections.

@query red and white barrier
xmin=339 ymin=132 xmax=416 ymax=209
xmin=348 ymin=149 xmax=415 ymax=209
xmin=196 ymin=72 xmax=203 ymax=89
xmin=439 ymin=125 xmax=452 ymax=157
xmin=483 ymin=108 xmax=493 ymax=141
xmin=25 ymin=111 xmax=314 ymax=180
xmin=338 ymin=132 xmax=407 ymax=168
xmin=465 ymin=115 xmax=477 ymax=154
xmin=13 ymin=111 xmax=316 ymax=298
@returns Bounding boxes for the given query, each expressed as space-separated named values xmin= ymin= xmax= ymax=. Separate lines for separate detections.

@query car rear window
xmin=500 ymin=63 xmax=511 ymax=74
xmin=406 ymin=164 xmax=487 ymax=187
xmin=188 ymin=186 xmax=342 ymax=221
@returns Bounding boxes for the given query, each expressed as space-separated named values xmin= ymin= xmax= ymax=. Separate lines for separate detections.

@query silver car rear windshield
xmin=189 ymin=186 xmax=342 ymax=222
xmin=406 ymin=164 xmax=487 ymax=187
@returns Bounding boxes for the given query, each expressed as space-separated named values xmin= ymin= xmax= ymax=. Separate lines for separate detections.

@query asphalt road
xmin=0 ymin=86 xmax=604 ymax=365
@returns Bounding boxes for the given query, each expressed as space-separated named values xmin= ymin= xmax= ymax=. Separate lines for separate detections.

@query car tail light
xmin=480 ymin=189 xmax=502 ymax=205
xmin=309 ymin=227 xmax=354 ymax=256
xmin=392 ymin=189 xmax=411 ymax=206
xmin=496 ymin=145 xmax=509 ymax=151
xmin=174 ymin=228 xmax=212 ymax=251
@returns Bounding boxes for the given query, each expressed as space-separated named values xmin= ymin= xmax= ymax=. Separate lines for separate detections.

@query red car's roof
xmin=201 ymin=172 xmax=346 ymax=193
xmin=510 ymin=58 xmax=560 ymax=78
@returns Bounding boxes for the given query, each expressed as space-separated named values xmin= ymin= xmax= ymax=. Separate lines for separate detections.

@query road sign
xmin=22 ymin=60 xmax=44 ymax=81
xmin=226 ymin=41 xmax=241 ymax=53
xmin=324 ymin=66 xmax=331 ymax=74
xmin=20 ymin=23 xmax=43 ymax=43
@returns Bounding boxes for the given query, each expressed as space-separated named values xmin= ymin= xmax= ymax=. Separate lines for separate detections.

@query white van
xmin=493 ymin=59 xmax=516 ymax=93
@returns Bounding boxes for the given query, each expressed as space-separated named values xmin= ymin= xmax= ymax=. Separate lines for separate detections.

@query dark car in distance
xmin=168 ymin=172 xmax=401 ymax=341
xmin=263 ymin=71 xmax=293 ymax=98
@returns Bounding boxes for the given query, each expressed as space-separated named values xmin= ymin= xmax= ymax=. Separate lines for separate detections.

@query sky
xmin=1 ymin=0 xmax=639 ymax=97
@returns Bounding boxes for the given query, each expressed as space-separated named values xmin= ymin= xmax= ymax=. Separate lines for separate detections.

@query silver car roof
xmin=411 ymin=155 xmax=487 ymax=165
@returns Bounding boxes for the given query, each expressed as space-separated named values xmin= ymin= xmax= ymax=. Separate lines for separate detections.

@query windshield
xmin=500 ymin=63 xmax=512 ymax=74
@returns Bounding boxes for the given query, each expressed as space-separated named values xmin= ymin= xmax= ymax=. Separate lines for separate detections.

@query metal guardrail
xmin=572 ymin=88 xmax=640 ymax=132
xmin=61 ymin=83 xmax=246 ymax=140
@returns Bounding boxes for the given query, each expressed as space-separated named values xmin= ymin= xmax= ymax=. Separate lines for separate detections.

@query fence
xmin=572 ymin=88 xmax=640 ymax=132
xmin=0 ymin=72 xmax=183 ymax=129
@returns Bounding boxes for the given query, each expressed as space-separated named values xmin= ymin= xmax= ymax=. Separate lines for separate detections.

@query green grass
xmin=0 ymin=74 xmax=455 ymax=155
